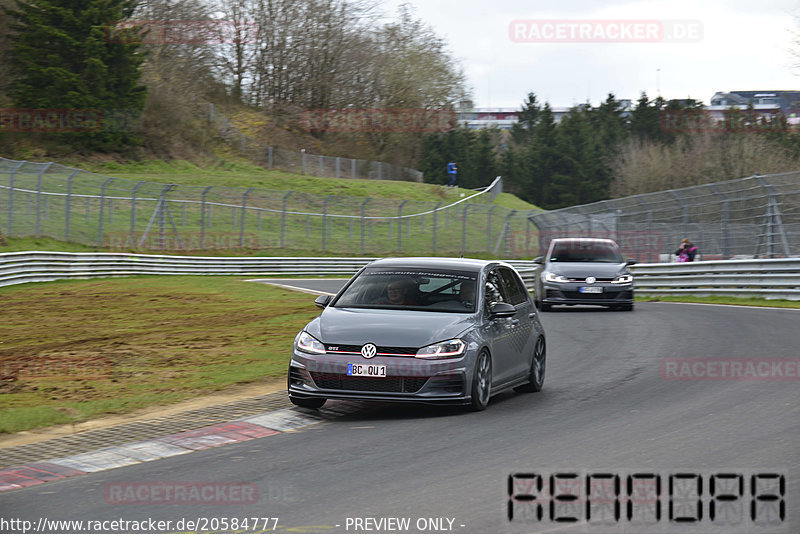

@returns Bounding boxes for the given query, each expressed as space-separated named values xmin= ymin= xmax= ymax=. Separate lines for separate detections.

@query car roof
xmin=365 ymin=257 xmax=502 ymax=273
xmin=550 ymin=237 xmax=619 ymax=246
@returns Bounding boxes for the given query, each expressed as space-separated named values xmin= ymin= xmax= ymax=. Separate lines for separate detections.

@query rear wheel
xmin=469 ymin=350 xmax=492 ymax=411
xmin=289 ymin=396 xmax=326 ymax=409
xmin=540 ymin=302 xmax=552 ymax=312
xmin=515 ymin=336 xmax=546 ymax=393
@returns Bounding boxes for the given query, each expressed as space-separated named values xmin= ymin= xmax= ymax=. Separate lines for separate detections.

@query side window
xmin=484 ymin=270 xmax=508 ymax=312
xmin=499 ymin=268 xmax=528 ymax=305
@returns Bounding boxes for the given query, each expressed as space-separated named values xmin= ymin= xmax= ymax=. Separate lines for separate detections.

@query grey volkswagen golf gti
xmin=533 ymin=238 xmax=636 ymax=311
xmin=288 ymin=258 xmax=546 ymax=411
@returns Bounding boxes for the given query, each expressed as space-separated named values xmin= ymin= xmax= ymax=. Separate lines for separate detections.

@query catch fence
xmin=530 ymin=172 xmax=800 ymax=262
xmin=0 ymin=158 xmax=541 ymax=258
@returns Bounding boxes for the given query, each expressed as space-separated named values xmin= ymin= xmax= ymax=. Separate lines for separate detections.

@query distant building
xmin=708 ymin=91 xmax=800 ymax=124
xmin=456 ymin=100 xmax=633 ymax=129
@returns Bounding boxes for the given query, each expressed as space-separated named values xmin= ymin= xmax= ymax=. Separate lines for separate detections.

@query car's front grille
xmin=310 ymin=372 xmax=428 ymax=393
xmin=563 ymin=291 xmax=607 ymax=299
xmin=324 ymin=344 xmax=418 ymax=356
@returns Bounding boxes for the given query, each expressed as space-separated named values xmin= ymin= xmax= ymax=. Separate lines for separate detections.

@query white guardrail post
xmin=1 ymin=254 xmax=799 ymax=301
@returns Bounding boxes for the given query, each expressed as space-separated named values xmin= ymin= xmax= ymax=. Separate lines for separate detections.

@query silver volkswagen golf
xmin=288 ymin=258 xmax=546 ymax=411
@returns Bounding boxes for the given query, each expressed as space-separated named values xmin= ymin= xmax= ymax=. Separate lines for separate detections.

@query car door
xmin=499 ymin=267 xmax=537 ymax=379
xmin=482 ymin=268 xmax=518 ymax=386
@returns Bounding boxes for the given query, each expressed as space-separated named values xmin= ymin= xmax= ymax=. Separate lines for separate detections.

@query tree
xmin=510 ymin=92 xmax=540 ymax=144
xmin=4 ymin=0 xmax=147 ymax=149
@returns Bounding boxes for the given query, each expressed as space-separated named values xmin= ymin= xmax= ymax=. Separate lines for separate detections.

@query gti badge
xmin=361 ymin=343 xmax=377 ymax=359
xmin=585 ymin=276 xmax=596 ymax=284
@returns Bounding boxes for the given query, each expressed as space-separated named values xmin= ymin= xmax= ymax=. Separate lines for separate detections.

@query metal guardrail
xmin=630 ymin=258 xmax=800 ymax=300
xmin=1 ymin=253 xmax=797 ymax=301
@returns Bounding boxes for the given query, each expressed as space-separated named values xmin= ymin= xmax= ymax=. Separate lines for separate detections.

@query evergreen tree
xmin=4 ymin=0 xmax=147 ymax=149
xmin=510 ymin=92 xmax=540 ymax=144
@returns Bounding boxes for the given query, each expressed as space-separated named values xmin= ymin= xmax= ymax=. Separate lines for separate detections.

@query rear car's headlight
xmin=296 ymin=331 xmax=326 ymax=354
xmin=611 ymin=274 xmax=634 ymax=284
xmin=544 ymin=271 xmax=569 ymax=283
xmin=415 ymin=339 xmax=466 ymax=359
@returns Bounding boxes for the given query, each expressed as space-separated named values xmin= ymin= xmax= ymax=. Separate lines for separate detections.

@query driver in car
xmin=376 ymin=280 xmax=419 ymax=305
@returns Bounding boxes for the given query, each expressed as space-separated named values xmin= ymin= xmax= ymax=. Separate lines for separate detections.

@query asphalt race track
xmin=1 ymin=279 xmax=798 ymax=534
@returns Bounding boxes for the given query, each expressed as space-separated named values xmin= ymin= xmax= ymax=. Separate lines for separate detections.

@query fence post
xmin=487 ymin=205 xmax=497 ymax=252
xmin=7 ymin=161 xmax=25 ymax=235
xmin=335 ymin=157 xmax=340 ymax=179
xmin=462 ymin=204 xmax=469 ymax=255
xmin=241 ymin=133 xmax=246 ymax=154
xmin=65 ymin=170 xmax=80 ymax=242
xmin=302 ymin=150 xmax=306 ymax=175
xmin=281 ymin=191 xmax=293 ymax=247
xmin=397 ymin=200 xmax=408 ymax=252
xmin=361 ymin=197 xmax=370 ymax=254
xmin=97 ymin=177 xmax=114 ymax=246
xmin=352 ymin=159 xmax=356 ymax=179
xmin=322 ymin=196 xmax=333 ymax=250
xmin=433 ymin=202 xmax=442 ymax=254
xmin=130 ymin=181 xmax=145 ymax=248
xmin=200 ymin=186 xmax=213 ymax=249
xmin=35 ymin=162 xmax=53 ymax=236
xmin=240 ymin=188 xmax=254 ymax=248
xmin=319 ymin=155 xmax=323 ymax=176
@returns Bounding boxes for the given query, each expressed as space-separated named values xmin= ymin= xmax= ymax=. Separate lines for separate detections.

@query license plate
xmin=579 ymin=286 xmax=603 ymax=294
xmin=347 ymin=363 xmax=386 ymax=377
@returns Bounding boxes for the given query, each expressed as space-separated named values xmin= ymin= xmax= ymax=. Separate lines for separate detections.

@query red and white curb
xmin=0 ymin=408 xmax=325 ymax=493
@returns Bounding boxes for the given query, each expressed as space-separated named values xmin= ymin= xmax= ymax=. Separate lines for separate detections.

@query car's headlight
xmin=415 ymin=339 xmax=466 ymax=359
xmin=611 ymin=274 xmax=634 ymax=284
xmin=296 ymin=331 xmax=326 ymax=354
xmin=544 ymin=271 xmax=569 ymax=283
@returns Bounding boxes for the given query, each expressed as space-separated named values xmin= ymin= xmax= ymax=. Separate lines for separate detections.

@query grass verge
xmin=637 ymin=295 xmax=800 ymax=308
xmin=0 ymin=276 xmax=322 ymax=434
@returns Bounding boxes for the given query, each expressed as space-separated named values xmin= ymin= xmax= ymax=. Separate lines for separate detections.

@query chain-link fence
xmin=208 ymin=104 xmax=424 ymax=182
xmin=0 ymin=157 xmax=542 ymax=257
xmin=530 ymin=172 xmax=800 ymax=262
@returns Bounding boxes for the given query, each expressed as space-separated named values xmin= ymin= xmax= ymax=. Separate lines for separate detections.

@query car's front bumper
xmin=288 ymin=351 xmax=472 ymax=405
xmin=541 ymin=283 xmax=634 ymax=306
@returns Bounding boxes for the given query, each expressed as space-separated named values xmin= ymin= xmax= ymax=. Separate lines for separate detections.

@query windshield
xmin=333 ymin=268 xmax=478 ymax=312
xmin=548 ymin=242 xmax=623 ymax=263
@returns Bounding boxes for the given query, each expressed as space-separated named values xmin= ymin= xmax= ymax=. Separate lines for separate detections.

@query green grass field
xmin=0 ymin=276 xmax=322 ymax=433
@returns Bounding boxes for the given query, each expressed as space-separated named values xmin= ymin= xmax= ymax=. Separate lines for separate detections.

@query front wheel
xmin=469 ymin=350 xmax=492 ymax=411
xmin=289 ymin=396 xmax=326 ymax=409
xmin=515 ymin=336 xmax=546 ymax=393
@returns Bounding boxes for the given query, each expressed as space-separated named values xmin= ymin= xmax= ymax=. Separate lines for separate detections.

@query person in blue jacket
xmin=447 ymin=162 xmax=457 ymax=186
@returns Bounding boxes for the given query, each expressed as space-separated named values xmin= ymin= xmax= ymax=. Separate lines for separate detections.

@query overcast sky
xmin=377 ymin=0 xmax=800 ymax=109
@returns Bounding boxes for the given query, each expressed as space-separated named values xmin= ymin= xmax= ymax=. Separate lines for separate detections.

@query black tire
xmin=469 ymin=350 xmax=492 ymax=411
xmin=289 ymin=396 xmax=326 ymax=409
xmin=515 ymin=336 xmax=546 ymax=393
xmin=622 ymin=303 xmax=634 ymax=311
xmin=540 ymin=302 xmax=552 ymax=312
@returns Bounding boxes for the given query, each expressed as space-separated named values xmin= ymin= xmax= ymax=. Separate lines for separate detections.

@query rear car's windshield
xmin=548 ymin=242 xmax=623 ymax=263
xmin=333 ymin=268 xmax=479 ymax=312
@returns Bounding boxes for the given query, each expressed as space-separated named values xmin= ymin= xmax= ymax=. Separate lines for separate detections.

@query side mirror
xmin=533 ymin=256 xmax=544 ymax=264
xmin=489 ymin=301 xmax=516 ymax=318
xmin=626 ymin=259 xmax=638 ymax=265
xmin=314 ymin=295 xmax=332 ymax=309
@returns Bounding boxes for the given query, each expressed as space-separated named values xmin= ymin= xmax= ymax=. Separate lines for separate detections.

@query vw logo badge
xmin=585 ymin=276 xmax=596 ymax=284
xmin=361 ymin=343 xmax=377 ymax=359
